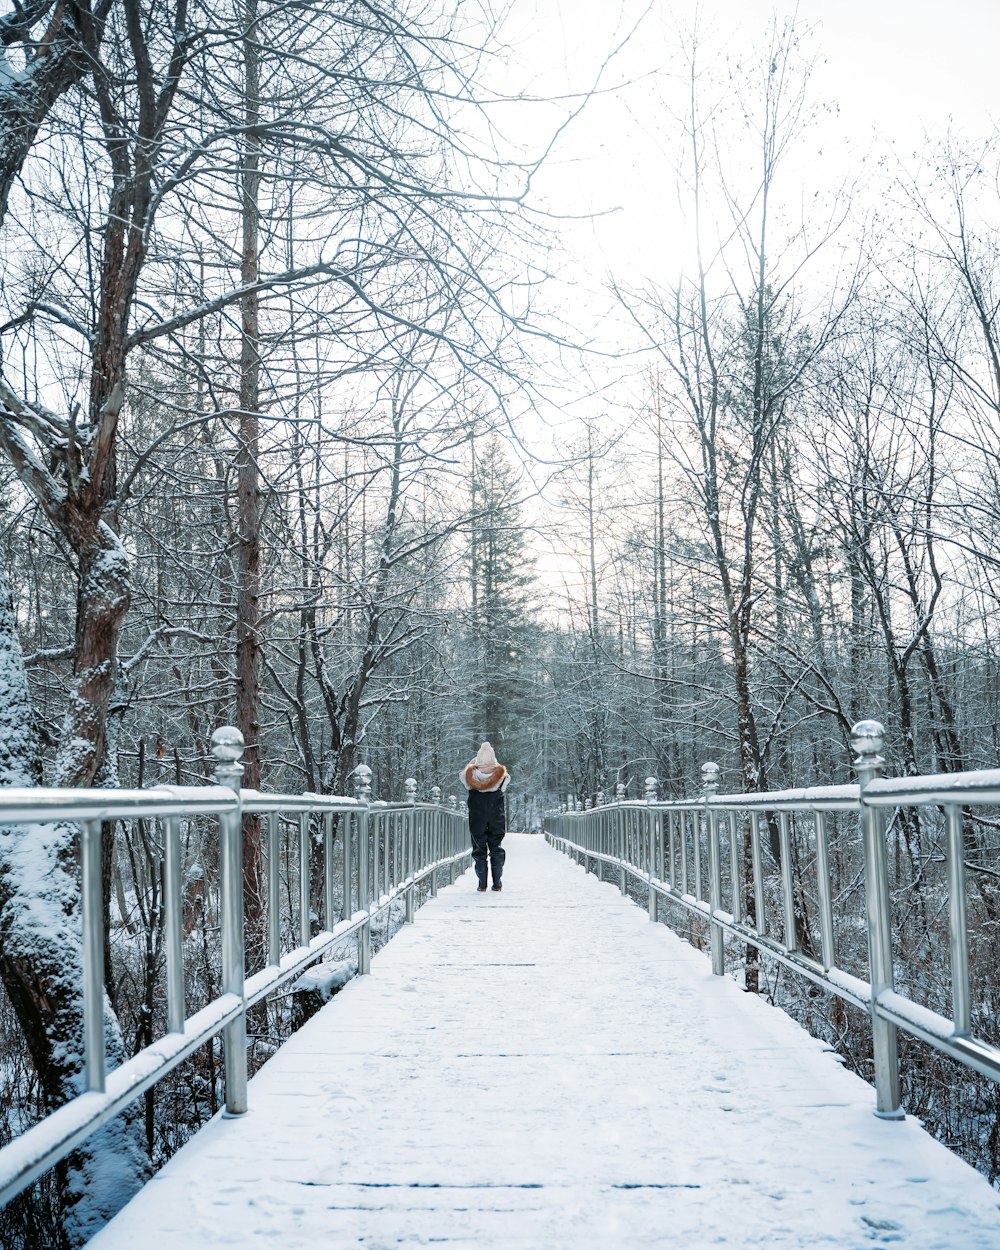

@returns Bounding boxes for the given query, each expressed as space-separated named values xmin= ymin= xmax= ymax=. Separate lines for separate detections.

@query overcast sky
xmin=507 ymin=0 xmax=1000 ymax=284
xmin=498 ymin=0 xmax=1000 ymax=580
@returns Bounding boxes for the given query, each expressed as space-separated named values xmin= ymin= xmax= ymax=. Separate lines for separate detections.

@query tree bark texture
xmin=0 ymin=552 xmax=148 ymax=1247
xmin=235 ymin=0 xmax=265 ymax=959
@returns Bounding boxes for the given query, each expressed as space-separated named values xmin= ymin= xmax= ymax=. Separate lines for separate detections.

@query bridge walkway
xmin=88 ymin=833 xmax=1000 ymax=1249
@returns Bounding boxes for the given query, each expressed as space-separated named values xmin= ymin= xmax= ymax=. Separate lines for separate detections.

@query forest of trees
xmin=3 ymin=0 xmax=1000 ymax=1243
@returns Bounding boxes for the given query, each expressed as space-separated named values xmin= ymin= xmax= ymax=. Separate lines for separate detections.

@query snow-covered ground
xmin=88 ymin=834 xmax=1000 ymax=1248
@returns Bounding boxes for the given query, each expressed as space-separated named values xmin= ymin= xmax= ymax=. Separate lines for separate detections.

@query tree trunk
xmin=235 ymin=0 xmax=265 ymax=963
xmin=0 ymin=551 xmax=148 ymax=1247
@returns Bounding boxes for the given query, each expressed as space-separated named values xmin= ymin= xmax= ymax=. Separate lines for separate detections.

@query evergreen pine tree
xmin=466 ymin=435 xmax=540 ymax=807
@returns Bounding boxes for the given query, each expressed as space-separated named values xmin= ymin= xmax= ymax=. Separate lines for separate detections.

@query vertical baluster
xmin=945 ymin=804 xmax=971 ymax=1036
xmin=367 ymin=807 xmax=375 ymax=900
xmin=268 ymin=812 xmax=280 ymax=964
xmin=416 ymin=800 xmax=423 ymax=875
xmin=81 ymin=818 xmax=106 ymax=1092
xmin=778 ymin=811 xmax=796 ymax=952
xmin=374 ymin=809 xmax=381 ymax=901
xmin=389 ymin=810 xmax=396 ymax=890
xmin=657 ymin=811 xmax=664 ymax=886
xmin=323 ymin=810 xmax=334 ymax=932
xmin=680 ymin=810 xmax=689 ymax=896
xmin=163 ymin=815 xmax=185 ymax=1033
xmin=645 ymin=777 xmax=658 ymax=921
xmin=751 ymin=811 xmax=766 ymax=937
xmin=693 ymin=805 xmax=703 ymax=902
xmin=384 ymin=809 xmax=390 ymax=890
xmin=430 ymin=787 xmax=442 ymax=896
xmin=380 ymin=812 xmax=385 ymax=897
xmin=341 ymin=809 xmax=353 ymax=922
xmin=382 ymin=807 xmax=390 ymax=898
xmin=299 ymin=812 xmax=310 ymax=947
xmin=728 ymin=811 xmax=742 ymax=925
xmin=814 ymin=810 xmax=835 ymax=971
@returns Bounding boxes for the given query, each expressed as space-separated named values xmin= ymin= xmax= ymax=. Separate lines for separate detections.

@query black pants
xmin=468 ymin=790 xmax=505 ymax=887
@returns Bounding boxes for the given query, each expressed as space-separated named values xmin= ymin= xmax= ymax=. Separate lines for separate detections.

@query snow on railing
xmin=544 ymin=717 xmax=1000 ymax=1120
xmin=0 ymin=727 xmax=469 ymax=1209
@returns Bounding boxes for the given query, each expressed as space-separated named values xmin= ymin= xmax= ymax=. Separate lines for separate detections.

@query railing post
xmin=645 ymin=776 xmax=658 ymax=921
xmin=448 ymin=795 xmax=458 ymax=883
xmin=702 ymin=761 xmax=724 ymax=977
xmin=615 ymin=782 xmax=627 ymax=894
xmin=430 ymin=786 xmax=442 ymax=896
xmin=852 ymin=719 xmax=903 ymax=1120
xmin=212 ymin=725 xmax=247 ymax=1117
xmin=354 ymin=764 xmax=373 ymax=975
xmin=404 ymin=777 xmax=417 ymax=922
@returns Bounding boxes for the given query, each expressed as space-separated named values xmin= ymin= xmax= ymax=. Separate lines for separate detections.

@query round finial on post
xmin=701 ymin=761 xmax=720 ymax=795
xmin=352 ymin=763 xmax=373 ymax=802
xmin=404 ymin=777 xmax=417 ymax=803
xmin=211 ymin=726 xmax=245 ymax=763
xmin=430 ymin=785 xmax=442 ymax=804
xmin=851 ymin=719 xmax=886 ymax=784
xmin=615 ymin=782 xmax=626 ymax=802
xmin=584 ymin=796 xmax=592 ymax=810
xmin=211 ymin=726 xmax=245 ymax=792
xmin=644 ymin=776 xmax=658 ymax=803
xmin=559 ymin=802 xmax=566 ymax=813
xmin=448 ymin=795 xmax=457 ymax=810
xmin=596 ymin=789 xmax=605 ymax=807
xmin=851 ymin=719 xmax=885 ymax=764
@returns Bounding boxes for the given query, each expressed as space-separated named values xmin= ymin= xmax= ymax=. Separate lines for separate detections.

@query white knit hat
xmin=475 ymin=741 xmax=498 ymax=769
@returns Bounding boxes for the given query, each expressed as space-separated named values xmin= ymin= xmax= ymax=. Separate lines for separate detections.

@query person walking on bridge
xmin=461 ymin=741 xmax=509 ymax=893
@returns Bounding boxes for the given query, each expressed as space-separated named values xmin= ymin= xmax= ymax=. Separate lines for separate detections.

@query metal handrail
xmin=544 ymin=717 xmax=1000 ymax=1120
xmin=0 ymin=729 xmax=470 ymax=1209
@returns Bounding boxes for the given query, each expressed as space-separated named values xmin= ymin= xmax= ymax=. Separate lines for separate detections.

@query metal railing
xmin=0 ymin=727 xmax=469 ymax=1208
xmin=544 ymin=718 xmax=1000 ymax=1120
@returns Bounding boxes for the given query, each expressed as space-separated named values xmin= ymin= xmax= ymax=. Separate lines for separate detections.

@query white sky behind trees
xmin=491 ymin=0 xmax=1000 ymax=599
xmin=511 ymin=0 xmax=1000 ymax=280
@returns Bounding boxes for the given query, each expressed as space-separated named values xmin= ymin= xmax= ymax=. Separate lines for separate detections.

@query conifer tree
xmin=466 ymin=435 xmax=540 ymax=796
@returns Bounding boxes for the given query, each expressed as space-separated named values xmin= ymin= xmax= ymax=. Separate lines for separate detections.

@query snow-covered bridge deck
xmin=89 ymin=833 xmax=1000 ymax=1249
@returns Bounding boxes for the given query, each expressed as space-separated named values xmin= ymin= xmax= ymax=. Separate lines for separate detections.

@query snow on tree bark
xmin=0 ymin=550 xmax=149 ymax=1246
